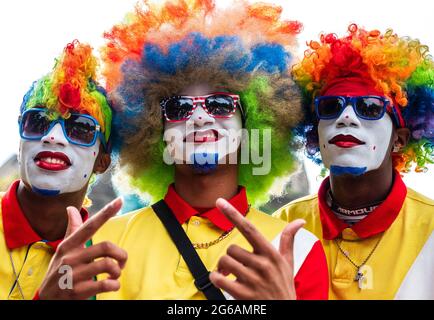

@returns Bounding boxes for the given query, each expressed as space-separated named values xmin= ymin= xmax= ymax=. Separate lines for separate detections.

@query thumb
xmin=279 ymin=219 xmax=306 ymax=265
xmin=65 ymin=206 xmax=84 ymax=239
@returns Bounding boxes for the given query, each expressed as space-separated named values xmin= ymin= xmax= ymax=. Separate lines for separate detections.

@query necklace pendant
xmin=354 ymin=269 xmax=363 ymax=281
xmin=355 ymin=269 xmax=365 ymax=289
xmin=358 ymin=275 xmax=366 ymax=289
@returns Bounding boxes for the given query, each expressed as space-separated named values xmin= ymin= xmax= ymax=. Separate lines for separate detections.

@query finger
xmin=65 ymin=206 xmax=84 ymax=238
xmin=279 ymin=219 xmax=305 ymax=264
xmin=226 ymin=244 xmax=264 ymax=270
xmin=61 ymin=198 xmax=123 ymax=251
xmin=73 ymin=258 xmax=122 ymax=283
xmin=209 ymin=271 xmax=253 ymax=300
xmin=216 ymin=198 xmax=273 ymax=254
xmin=69 ymin=279 xmax=120 ymax=300
xmin=217 ymin=254 xmax=259 ymax=285
xmin=77 ymin=242 xmax=128 ymax=269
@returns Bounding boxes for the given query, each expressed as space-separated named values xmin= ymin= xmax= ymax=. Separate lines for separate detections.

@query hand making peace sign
xmin=38 ymin=198 xmax=128 ymax=300
xmin=210 ymin=198 xmax=305 ymax=300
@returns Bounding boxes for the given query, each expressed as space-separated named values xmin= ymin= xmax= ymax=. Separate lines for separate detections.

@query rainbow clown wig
xmin=293 ymin=24 xmax=434 ymax=173
xmin=102 ymin=0 xmax=304 ymax=205
xmin=20 ymin=40 xmax=113 ymax=149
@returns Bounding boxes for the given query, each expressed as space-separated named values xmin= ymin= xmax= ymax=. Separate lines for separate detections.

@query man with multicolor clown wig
xmin=40 ymin=0 xmax=329 ymax=300
xmin=0 ymin=41 xmax=128 ymax=300
xmin=275 ymin=24 xmax=434 ymax=299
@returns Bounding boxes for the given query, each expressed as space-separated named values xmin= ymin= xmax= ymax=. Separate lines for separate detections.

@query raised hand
xmin=209 ymin=198 xmax=305 ymax=300
xmin=38 ymin=198 xmax=128 ymax=300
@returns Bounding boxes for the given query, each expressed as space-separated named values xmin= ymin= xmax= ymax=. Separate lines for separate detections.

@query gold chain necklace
xmin=192 ymin=228 xmax=234 ymax=249
xmin=191 ymin=205 xmax=250 ymax=249
xmin=334 ymin=234 xmax=383 ymax=289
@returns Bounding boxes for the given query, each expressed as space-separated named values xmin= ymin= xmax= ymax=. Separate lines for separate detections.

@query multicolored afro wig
xmin=20 ymin=40 xmax=113 ymax=148
xmin=102 ymin=0 xmax=304 ymax=205
xmin=292 ymin=24 xmax=434 ymax=173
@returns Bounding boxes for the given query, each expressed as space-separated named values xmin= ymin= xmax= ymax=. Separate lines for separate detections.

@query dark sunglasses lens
xmin=205 ymin=95 xmax=235 ymax=116
xmin=317 ymin=97 xmax=345 ymax=118
xmin=355 ymin=97 xmax=385 ymax=119
xmin=21 ymin=110 xmax=51 ymax=138
xmin=64 ymin=115 xmax=96 ymax=145
xmin=164 ymin=97 xmax=194 ymax=121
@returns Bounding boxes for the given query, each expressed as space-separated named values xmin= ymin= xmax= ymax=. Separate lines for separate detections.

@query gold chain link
xmin=192 ymin=229 xmax=234 ymax=249
xmin=191 ymin=205 xmax=250 ymax=249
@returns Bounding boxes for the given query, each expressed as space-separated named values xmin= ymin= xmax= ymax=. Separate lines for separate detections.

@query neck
xmin=329 ymin=160 xmax=394 ymax=209
xmin=16 ymin=181 xmax=87 ymax=241
xmin=174 ymin=164 xmax=239 ymax=208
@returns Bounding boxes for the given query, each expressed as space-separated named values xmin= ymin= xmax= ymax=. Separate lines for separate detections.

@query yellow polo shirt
xmin=0 ymin=180 xmax=87 ymax=300
xmin=274 ymin=172 xmax=434 ymax=300
xmin=94 ymin=185 xmax=329 ymax=300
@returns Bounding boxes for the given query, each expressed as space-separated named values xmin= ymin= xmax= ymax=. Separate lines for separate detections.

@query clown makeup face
xmin=163 ymin=83 xmax=243 ymax=172
xmin=18 ymin=118 xmax=100 ymax=196
xmin=318 ymin=103 xmax=394 ymax=176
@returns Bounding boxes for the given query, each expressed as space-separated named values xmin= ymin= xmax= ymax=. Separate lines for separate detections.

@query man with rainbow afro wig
xmin=86 ymin=0 xmax=328 ymax=300
xmin=0 ymin=41 xmax=128 ymax=300
xmin=275 ymin=24 xmax=434 ymax=299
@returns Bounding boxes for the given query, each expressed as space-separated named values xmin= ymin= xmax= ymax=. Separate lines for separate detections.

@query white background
xmin=0 ymin=0 xmax=432 ymax=196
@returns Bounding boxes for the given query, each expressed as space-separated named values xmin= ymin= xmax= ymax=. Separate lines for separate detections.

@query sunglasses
xmin=314 ymin=95 xmax=401 ymax=126
xmin=160 ymin=92 xmax=243 ymax=122
xmin=18 ymin=108 xmax=106 ymax=148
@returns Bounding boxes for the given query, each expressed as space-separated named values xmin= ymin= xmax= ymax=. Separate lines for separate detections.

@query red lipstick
xmin=329 ymin=135 xmax=365 ymax=148
xmin=34 ymin=151 xmax=71 ymax=171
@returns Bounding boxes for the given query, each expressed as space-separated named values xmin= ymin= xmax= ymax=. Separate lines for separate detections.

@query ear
xmin=93 ymin=144 xmax=111 ymax=174
xmin=393 ymin=127 xmax=411 ymax=150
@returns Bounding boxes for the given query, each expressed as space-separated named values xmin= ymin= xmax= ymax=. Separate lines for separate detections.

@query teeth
xmin=195 ymin=131 xmax=217 ymax=141
xmin=40 ymin=157 xmax=67 ymax=165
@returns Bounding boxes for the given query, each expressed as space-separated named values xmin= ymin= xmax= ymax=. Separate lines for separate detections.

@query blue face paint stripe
xmin=31 ymin=185 xmax=60 ymax=196
xmin=191 ymin=153 xmax=219 ymax=173
xmin=330 ymin=165 xmax=367 ymax=176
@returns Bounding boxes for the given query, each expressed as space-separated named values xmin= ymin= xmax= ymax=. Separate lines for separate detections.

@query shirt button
xmin=193 ymin=220 xmax=201 ymax=226
xmin=342 ymin=228 xmax=359 ymax=240
xmin=27 ymin=268 xmax=33 ymax=276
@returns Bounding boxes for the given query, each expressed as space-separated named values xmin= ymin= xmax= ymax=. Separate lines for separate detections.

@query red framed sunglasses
xmin=160 ymin=92 xmax=243 ymax=122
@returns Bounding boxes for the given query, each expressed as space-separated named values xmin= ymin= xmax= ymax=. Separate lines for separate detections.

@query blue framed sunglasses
xmin=18 ymin=108 xmax=106 ymax=148
xmin=314 ymin=95 xmax=401 ymax=125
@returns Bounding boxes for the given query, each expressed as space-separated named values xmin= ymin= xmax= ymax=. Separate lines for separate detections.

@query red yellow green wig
xmin=102 ymin=0 xmax=304 ymax=205
xmin=20 ymin=40 xmax=113 ymax=145
xmin=293 ymin=24 xmax=434 ymax=173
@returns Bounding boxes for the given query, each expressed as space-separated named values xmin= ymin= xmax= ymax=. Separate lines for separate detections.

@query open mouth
xmin=34 ymin=151 xmax=72 ymax=171
xmin=329 ymin=134 xmax=366 ymax=148
xmin=184 ymin=129 xmax=221 ymax=143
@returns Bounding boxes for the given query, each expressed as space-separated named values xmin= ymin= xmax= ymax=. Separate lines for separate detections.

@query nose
xmin=189 ymin=103 xmax=215 ymax=127
xmin=335 ymin=104 xmax=361 ymax=128
xmin=40 ymin=123 xmax=69 ymax=146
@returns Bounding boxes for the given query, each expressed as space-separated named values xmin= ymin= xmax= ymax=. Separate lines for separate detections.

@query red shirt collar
xmin=318 ymin=171 xmax=407 ymax=240
xmin=163 ymin=184 xmax=249 ymax=232
xmin=1 ymin=180 xmax=89 ymax=250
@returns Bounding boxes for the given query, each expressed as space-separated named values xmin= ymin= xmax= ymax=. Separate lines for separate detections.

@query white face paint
xmin=19 ymin=122 xmax=100 ymax=196
xmin=163 ymin=84 xmax=243 ymax=168
xmin=318 ymin=104 xmax=394 ymax=176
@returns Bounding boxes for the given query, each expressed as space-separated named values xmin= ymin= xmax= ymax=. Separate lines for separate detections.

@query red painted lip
xmin=329 ymin=134 xmax=365 ymax=148
xmin=184 ymin=129 xmax=221 ymax=143
xmin=34 ymin=151 xmax=71 ymax=171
